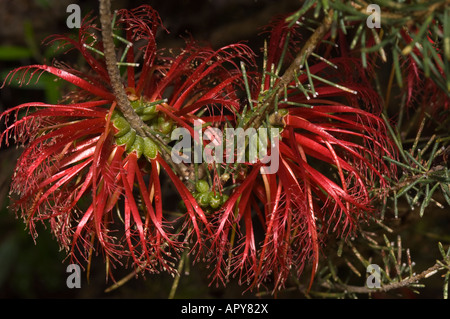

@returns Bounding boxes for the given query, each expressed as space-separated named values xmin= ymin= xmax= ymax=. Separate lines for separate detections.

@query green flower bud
xmin=115 ymin=129 xmax=136 ymax=151
xmin=159 ymin=121 xmax=173 ymax=135
xmin=157 ymin=115 xmax=165 ymax=124
xmin=142 ymin=103 xmax=157 ymax=115
xmin=143 ymin=137 xmax=159 ymax=159
xmin=195 ymin=180 xmax=209 ymax=194
xmin=110 ymin=110 xmax=121 ymax=120
xmin=209 ymin=193 xmax=222 ymax=209
xmin=278 ymin=108 xmax=289 ymax=116
xmin=130 ymin=99 xmax=142 ymax=110
xmin=140 ymin=113 xmax=157 ymax=122
xmin=112 ymin=116 xmax=131 ymax=137
xmin=197 ymin=191 xmax=211 ymax=208
xmin=130 ymin=135 xmax=144 ymax=157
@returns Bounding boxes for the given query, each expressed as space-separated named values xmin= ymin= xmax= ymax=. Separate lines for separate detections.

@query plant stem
xmin=99 ymin=0 xmax=193 ymax=182
xmin=168 ymin=250 xmax=188 ymax=299
xmin=244 ymin=9 xmax=334 ymax=130
xmin=98 ymin=0 xmax=146 ymax=137
xmin=323 ymin=262 xmax=444 ymax=294
xmin=104 ymin=267 xmax=142 ymax=293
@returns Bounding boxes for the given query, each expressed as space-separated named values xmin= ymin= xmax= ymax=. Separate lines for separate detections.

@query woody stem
xmin=98 ymin=0 xmax=190 ymax=180
xmin=98 ymin=0 xmax=146 ymax=137
xmin=244 ymin=9 xmax=334 ymax=130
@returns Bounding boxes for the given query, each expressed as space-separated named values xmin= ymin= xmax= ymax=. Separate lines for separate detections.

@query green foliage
xmin=383 ymin=114 xmax=450 ymax=218
xmin=289 ymin=0 xmax=450 ymax=95
xmin=279 ymin=0 xmax=450 ymax=298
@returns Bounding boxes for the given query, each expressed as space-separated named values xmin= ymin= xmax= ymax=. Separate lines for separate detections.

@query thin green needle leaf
xmin=311 ymin=52 xmax=338 ymax=69
xmin=419 ymin=184 xmax=430 ymax=217
xmin=404 ymin=151 xmax=426 ymax=171
xmin=444 ymin=8 xmax=450 ymax=61
xmin=83 ymin=43 xmax=105 ymax=56
xmin=321 ymin=0 xmax=329 ymax=12
xmin=361 ymin=29 xmax=367 ymax=68
xmin=350 ymin=23 xmax=364 ymax=50
xmin=421 ymin=183 xmax=440 ymax=217
xmin=428 ymin=39 xmax=445 ymax=70
xmin=338 ymin=14 xmax=347 ymax=35
xmin=382 ymin=113 xmax=409 ymax=164
xmin=383 ymin=156 xmax=423 ymax=173
xmin=444 ymin=271 xmax=449 ymax=299
xmin=286 ymin=0 xmax=315 ymax=27
xmin=440 ymin=181 xmax=450 ymax=206
xmin=393 ymin=47 xmax=403 ymax=88
xmin=304 ymin=59 xmax=316 ymax=96
xmin=420 ymin=134 xmax=436 ymax=157
xmin=331 ymin=10 xmax=338 ymax=39
xmin=294 ymin=70 xmax=311 ymax=100
xmin=283 ymin=84 xmax=288 ymax=103
xmin=116 ymin=62 xmax=139 ymax=67
xmin=394 ymin=190 xmax=398 ymax=218
xmin=402 ymin=14 xmax=433 ymax=55
xmin=240 ymin=61 xmax=253 ymax=110
xmin=427 ymin=141 xmax=440 ymax=170
xmin=282 ymin=101 xmax=314 ymax=108
xmin=260 ymin=40 xmax=268 ymax=94
xmin=371 ymin=28 xmax=386 ymax=62
xmin=411 ymin=118 xmax=426 ymax=155
xmin=396 ymin=177 xmax=425 ymax=198
xmin=310 ymin=73 xmax=357 ymax=94
xmin=275 ymin=32 xmax=291 ymax=76
xmin=438 ymin=242 xmax=447 ymax=260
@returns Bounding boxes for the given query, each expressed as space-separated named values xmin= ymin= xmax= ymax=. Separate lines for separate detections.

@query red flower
xmin=206 ymin=16 xmax=397 ymax=292
xmin=1 ymin=5 xmax=253 ymax=276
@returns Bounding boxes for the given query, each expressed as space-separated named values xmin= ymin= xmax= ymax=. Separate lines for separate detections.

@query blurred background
xmin=0 ymin=0 xmax=448 ymax=299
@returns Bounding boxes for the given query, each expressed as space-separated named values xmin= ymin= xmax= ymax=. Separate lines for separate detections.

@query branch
xmin=276 ymin=9 xmax=334 ymax=93
xmin=351 ymin=0 xmax=450 ymax=27
xmin=98 ymin=0 xmax=189 ymax=180
xmin=98 ymin=0 xmax=146 ymax=137
xmin=244 ymin=9 xmax=334 ymax=130
xmin=323 ymin=262 xmax=445 ymax=294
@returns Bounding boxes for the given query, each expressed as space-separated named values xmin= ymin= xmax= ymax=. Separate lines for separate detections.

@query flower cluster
xmin=1 ymin=5 xmax=396 ymax=292
xmin=205 ymin=17 xmax=396 ymax=291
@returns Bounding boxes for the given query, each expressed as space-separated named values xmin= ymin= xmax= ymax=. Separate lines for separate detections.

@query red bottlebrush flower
xmin=207 ymin=16 xmax=397 ymax=292
xmin=0 ymin=5 xmax=254 ymax=276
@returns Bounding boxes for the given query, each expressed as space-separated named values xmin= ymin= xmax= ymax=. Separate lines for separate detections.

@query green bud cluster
xmin=110 ymin=111 xmax=159 ymax=159
xmin=130 ymin=99 xmax=175 ymax=136
xmin=178 ymin=179 xmax=229 ymax=213
xmin=193 ymin=180 xmax=229 ymax=210
xmin=109 ymin=98 xmax=178 ymax=159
